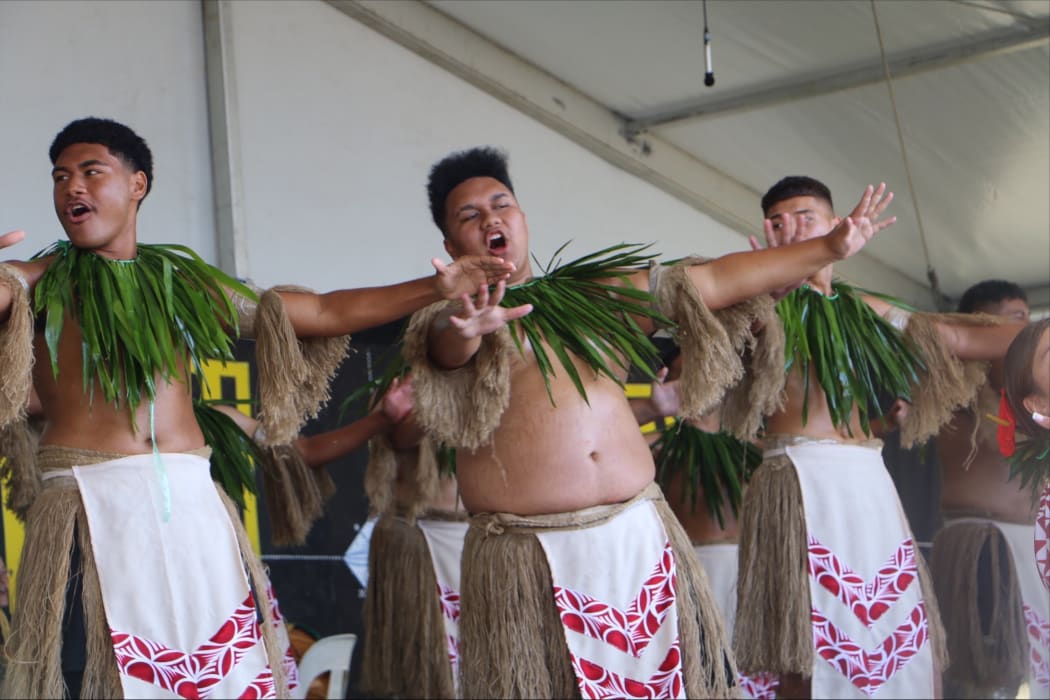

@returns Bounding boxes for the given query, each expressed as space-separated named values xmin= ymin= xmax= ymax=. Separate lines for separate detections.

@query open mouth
xmin=487 ymin=233 xmax=507 ymax=253
xmin=68 ymin=203 xmax=91 ymax=222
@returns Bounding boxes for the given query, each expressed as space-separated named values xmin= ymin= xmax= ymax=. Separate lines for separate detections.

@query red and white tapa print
xmin=74 ymin=454 xmax=282 ymax=698
xmin=417 ymin=517 xmax=469 ymax=686
xmin=780 ymin=441 xmax=935 ymax=698
xmin=537 ymin=499 xmax=685 ymax=699
xmin=990 ymin=519 xmax=1050 ymax=696
xmin=1036 ymin=483 xmax=1050 ymax=591
xmin=264 ymin=584 xmax=299 ymax=691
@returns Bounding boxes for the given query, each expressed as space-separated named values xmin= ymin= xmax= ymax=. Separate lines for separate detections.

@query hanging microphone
xmin=702 ymin=0 xmax=715 ymax=87
xmin=704 ymin=30 xmax=714 ymax=86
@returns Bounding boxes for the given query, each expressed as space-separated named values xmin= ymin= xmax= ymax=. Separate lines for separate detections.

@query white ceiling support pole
xmin=202 ymin=0 xmax=251 ymax=279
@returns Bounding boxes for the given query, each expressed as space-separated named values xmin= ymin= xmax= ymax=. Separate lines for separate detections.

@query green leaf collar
xmin=500 ymin=242 xmax=670 ymax=404
xmin=776 ymin=280 xmax=925 ymax=437
xmin=32 ymin=240 xmax=258 ymax=420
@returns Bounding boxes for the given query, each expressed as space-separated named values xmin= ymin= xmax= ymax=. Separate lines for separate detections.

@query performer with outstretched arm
xmin=0 ymin=117 xmax=513 ymax=700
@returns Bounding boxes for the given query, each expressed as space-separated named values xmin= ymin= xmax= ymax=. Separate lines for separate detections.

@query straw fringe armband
xmin=252 ymin=285 xmax=350 ymax=446
xmin=364 ymin=433 xmax=441 ymax=521
xmin=402 ymin=300 xmax=513 ymax=451
xmin=899 ymin=311 xmax=1002 ymax=448
xmin=651 ymin=258 xmax=785 ymax=439
xmin=253 ymin=432 xmax=336 ymax=547
xmin=0 ymin=263 xmax=34 ymax=430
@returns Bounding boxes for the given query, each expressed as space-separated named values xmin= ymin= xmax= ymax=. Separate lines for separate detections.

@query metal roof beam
xmin=626 ymin=21 xmax=1050 ymax=134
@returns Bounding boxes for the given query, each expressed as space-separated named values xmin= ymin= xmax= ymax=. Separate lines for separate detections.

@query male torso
xmin=12 ymin=255 xmax=206 ymax=455
xmin=939 ymin=392 xmax=1036 ymax=523
xmin=455 ymin=337 xmax=655 ymax=516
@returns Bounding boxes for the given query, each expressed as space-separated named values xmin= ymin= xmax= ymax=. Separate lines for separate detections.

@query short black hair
xmin=427 ymin=146 xmax=513 ymax=236
xmin=957 ymin=279 xmax=1028 ymax=313
xmin=49 ymin=117 xmax=154 ymax=201
xmin=761 ymin=175 xmax=833 ymax=217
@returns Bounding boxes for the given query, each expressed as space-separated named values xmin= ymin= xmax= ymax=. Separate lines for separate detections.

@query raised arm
xmin=427 ymin=279 xmax=533 ymax=369
xmin=296 ymin=377 xmax=414 ymax=466
xmin=863 ymin=293 xmax=1026 ymax=362
xmin=213 ymin=376 xmax=415 ymax=468
xmin=689 ymin=185 xmax=894 ymax=310
xmin=279 ymin=255 xmax=515 ymax=338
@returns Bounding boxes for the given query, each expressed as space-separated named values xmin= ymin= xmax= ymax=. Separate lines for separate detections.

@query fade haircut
xmin=49 ymin=117 xmax=154 ymax=204
xmin=957 ymin=279 xmax=1028 ymax=314
xmin=761 ymin=175 xmax=834 ymax=218
xmin=427 ymin=146 xmax=514 ymax=236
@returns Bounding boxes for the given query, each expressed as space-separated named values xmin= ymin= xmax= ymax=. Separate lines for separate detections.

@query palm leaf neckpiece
xmin=32 ymin=240 xmax=258 ymax=517
xmin=775 ymin=280 xmax=925 ymax=437
xmin=500 ymin=242 xmax=672 ymax=404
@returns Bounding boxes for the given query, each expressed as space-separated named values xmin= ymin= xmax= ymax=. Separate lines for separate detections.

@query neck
xmin=509 ymin=260 xmax=534 ymax=286
xmin=805 ymin=266 xmax=834 ymax=295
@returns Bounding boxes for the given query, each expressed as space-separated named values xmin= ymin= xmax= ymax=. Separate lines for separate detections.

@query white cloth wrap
xmin=535 ymin=498 xmax=685 ymax=699
xmin=417 ymin=517 xmax=469 ymax=687
xmin=693 ymin=543 xmax=780 ymax=700
xmin=73 ymin=453 xmax=276 ymax=699
xmin=770 ymin=440 xmax=935 ymax=699
xmin=692 ymin=544 xmax=738 ymax=640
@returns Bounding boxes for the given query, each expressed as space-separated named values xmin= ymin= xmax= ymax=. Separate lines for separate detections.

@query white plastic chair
xmin=291 ymin=632 xmax=357 ymax=700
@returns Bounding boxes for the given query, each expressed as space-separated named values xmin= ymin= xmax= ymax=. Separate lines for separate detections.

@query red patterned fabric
xmin=554 ymin=543 xmax=676 ymax=658
xmin=437 ymin=582 xmax=461 ymax=674
xmin=808 ymin=535 xmax=917 ymax=628
xmin=811 ymin=603 xmax=929 ymax=698
xmin=551 ymin=540 xmax=683 ymax=699
xmin=264 ymin=584 xmax=298 ymax=691
xmin=110 ymin=593 xmax=275 ymax=699
xmin=1025 ymin=603 xmax=1050 ymax=691
xmin=738 ymin=671 xmax=780 ymax=699
xmin=1037 ymin=484 xmax=1050 ymax=590
xmin=571 ymin=644 xmax=683 ymax=699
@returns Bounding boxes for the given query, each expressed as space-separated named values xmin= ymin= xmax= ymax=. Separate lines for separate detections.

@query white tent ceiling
xmin=418 ymin=0 xmax=1050 ymax=308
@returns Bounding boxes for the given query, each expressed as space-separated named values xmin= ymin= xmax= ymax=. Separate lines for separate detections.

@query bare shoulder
xmin=2 ymin=257 xmax=53 ymax=291
xmin=858 ymin=292 xmax=893 ymax=317
xmin=598 ymin=266 xmax=650 ymax=291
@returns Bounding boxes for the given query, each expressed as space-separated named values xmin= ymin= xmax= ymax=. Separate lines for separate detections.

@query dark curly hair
xmin=427 ymin=146 xmax=513 ymax=236
xmin=49 ymin=117 xmax=154 ymax=204
xmin=957 ymin=279 xmax=1028 ymax=314
xmin=761 ymin=175 xmax=833 ymax=217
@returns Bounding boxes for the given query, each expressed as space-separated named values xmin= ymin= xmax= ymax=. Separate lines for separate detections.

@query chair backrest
xmin=290 ymin=632 xmax=357 ymax=700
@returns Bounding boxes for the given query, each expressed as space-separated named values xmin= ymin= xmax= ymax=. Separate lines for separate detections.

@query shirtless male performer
xmin=930 ymin=280 xmax=1048 ymax=699
xmin=732 ymin=176 xmax=1027 ymax=699
xmin=402 ymin=146 xmax=894 ymax=699
xmin=0 ymin=117 xmax=512 ymax=699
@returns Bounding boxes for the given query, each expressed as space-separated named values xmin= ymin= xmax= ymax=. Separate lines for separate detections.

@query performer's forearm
xmin=0 ymin=288 xmax=11 ymax=324
xmin=281 ymin=276 xmax=443 ymax=337
xmin=939 ymin=320 xmax=1025 ymax=361
xmin=296 ymin=411 xmax=393 ymax=468
xmin=686 ymin=237 xmax=841 ymax=310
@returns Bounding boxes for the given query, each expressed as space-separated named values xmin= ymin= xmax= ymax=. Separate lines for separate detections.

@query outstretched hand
xmin=432 ymin=255 xmax=515 ymax=301
xmin=1 ymin=230 xmax=26 ymax=254
xmin=825 ymin=183 xmax=896 ymax=260
xmin=376 ymin=376 xmax=415 ymax=424
xmin=448 ymin=280 xmax=532 ymax=339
